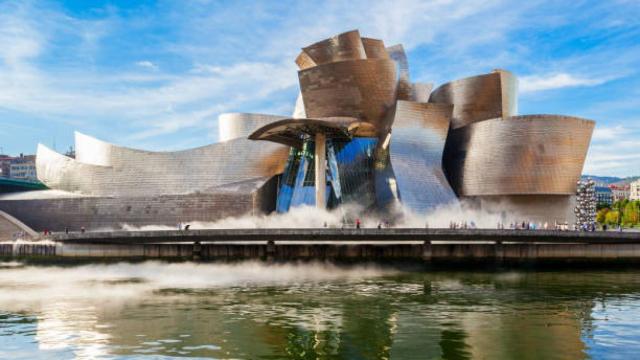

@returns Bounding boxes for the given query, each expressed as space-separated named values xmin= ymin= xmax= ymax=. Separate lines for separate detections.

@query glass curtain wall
xmin=276 ymin=137 xmax=378 ymax=213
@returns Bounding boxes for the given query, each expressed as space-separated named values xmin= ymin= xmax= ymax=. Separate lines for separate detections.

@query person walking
xmin=356 ymin=218 xmax=361 ymax=229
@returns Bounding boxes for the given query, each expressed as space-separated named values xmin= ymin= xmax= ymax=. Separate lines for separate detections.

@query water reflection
xmin=0 ymin=261 xmax=639 ymax=359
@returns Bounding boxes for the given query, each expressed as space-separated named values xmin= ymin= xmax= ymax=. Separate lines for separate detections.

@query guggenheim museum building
xmin=0 ymin=30 xmax=595 ymax=231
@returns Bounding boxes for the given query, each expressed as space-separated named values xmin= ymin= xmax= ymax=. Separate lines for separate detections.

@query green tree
xmin=605 ymin=210 xmax=620 ymax=225
xmin=622 ymin=201 xmax=640 ymax=226
xmin=596 ymin=208 xmax=609 ymax=224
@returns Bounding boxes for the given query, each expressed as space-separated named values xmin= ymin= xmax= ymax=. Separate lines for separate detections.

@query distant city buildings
xmin=630 ymin=180 xmax=640 ymax=201
xmin=609 ymin=184 xmax=630 ymax=202
xmin=0 ymin=155 xmax=12 ymax=178
xmin=0 ymin=154 xmax=38 ymax=181
xmin=595 ymin=186 xmax=613 ymax=205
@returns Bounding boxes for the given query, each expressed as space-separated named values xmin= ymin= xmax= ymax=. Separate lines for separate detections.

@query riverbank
xmin=2 ymin=228 xmax=640 ymax=264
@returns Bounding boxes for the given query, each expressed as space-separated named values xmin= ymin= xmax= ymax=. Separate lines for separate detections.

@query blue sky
xmin=0 ymin=0 xmax=638 ymax=177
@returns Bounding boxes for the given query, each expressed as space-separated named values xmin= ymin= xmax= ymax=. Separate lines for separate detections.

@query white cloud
xmin=584 ymin=125 xmax=640 ymax=176
xmin=0 ymin=1 xmax=638 ymax=176
xmin=135 ymin=60 xmax=158 ymax=70
xmin=519 ymin=73 xmax=608 ymax=93
xmin=0 ymin=2 xmax=298 ymax=142
xmin=591 ymin=125 xmax=627 ymax=142
xmin=0 ymin=7 xmax=42 ymax=66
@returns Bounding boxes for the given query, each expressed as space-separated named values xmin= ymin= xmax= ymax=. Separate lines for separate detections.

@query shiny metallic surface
xmin=443 ymin=115 xmax=595 ymax=196
xmin=361 ymin=37 xmax=389 ymax=59
xmin=386 ymin=44 xmax=432 ymax=102
xmin=218 ymin=113 xmax=286 ymax=142
xmin=74 ymin=131 xmax=113 ymax=166
xmin=37 ymin=136 xmax=289 ymax=197
xmin=410 ymin=82 xmax=433 ymax=103
xmin=8 ymin=129 xmax=290 ymax=230
xmin=294 ymin=51 xmax=316 ymax=70
xmin=386 ymin=44 xmax=412 ymax=101
xmin=299 ymin=59 xmax=398 ymax=133
xmin=429 ymin=70 xmax=518 ymax=129
xmin=389 ymin=101 xmax=458 ymax=212
xmin=301 ymin=30 xmax=366 ymax=66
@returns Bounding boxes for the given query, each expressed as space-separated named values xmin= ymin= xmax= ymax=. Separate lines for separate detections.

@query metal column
xmin=315 ymin=132 xmax=326 ymax=209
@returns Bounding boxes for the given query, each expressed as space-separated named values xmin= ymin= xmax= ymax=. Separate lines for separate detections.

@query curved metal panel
xmin=36 ymin=144 xmax=112 ymax=195
xmin=218 ymin=113 xmax=286 ymax=142
xmin=410 ymin=82 xmax=433 ymax=103
xmin=295 ymin=51 xmax=316 ymax=70
xmin=361 ymin=37 xmax=389 ymax=59
xmin=75 ymin=131 xmax=114 ymax=166
xmin=389 ymin=101 xmax=458 ymax=212
xmin=386 ymin=44 xmax=412 ymax=101
xmin=443 ymin=115 xmax=595 ymax=196
xmin=301 ymin=30 xmax=366 ymax=66
xmin=298 ymin=58 xmax=398 ymax=134
xmin=429 ymin=70 xmax=518 ymax=129
xmin=37 ymin=137 xmax=289 ymax=197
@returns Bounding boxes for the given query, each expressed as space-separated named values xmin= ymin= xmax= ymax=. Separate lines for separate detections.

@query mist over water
xmin=118 ymin=201 xmax=521 ymax=231
xmin=1 ymin=261 xmax=640 ymax=359
xmin=0 ymin=261 xmax=393 ymax=312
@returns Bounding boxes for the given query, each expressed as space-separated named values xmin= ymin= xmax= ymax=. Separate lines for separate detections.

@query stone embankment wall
xmin=0 ymin=210 xmax=37 ymax=241
xmin=3 ymin=241 xmax=640 ymax=264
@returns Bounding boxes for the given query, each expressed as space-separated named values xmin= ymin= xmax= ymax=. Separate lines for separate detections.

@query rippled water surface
xmin=0 ymin=260 xmax=639 ymax=359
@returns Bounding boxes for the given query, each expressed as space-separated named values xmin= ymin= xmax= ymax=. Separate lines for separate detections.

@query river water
xmin=0 ymin=260 xmax=639 ymax=359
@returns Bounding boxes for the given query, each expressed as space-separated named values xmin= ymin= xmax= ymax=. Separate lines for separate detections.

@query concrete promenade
xmin=50 ymin=228 xmax=640 ymax=244
xmin=2 ymin=228 xmax=640 ymax=263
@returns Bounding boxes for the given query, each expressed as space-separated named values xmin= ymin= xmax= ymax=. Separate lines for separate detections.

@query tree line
xmin=596 ymin=200 xmax=640 ymax=227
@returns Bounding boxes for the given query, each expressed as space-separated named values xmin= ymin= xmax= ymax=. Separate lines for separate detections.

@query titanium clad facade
xmin=386 ymin=44 xmax=433 ymax=102
xmin=0 ymin=178 xmax=278 ymax=231
xmin=443 ymin=115 xmax=595 ymax=196
xmin=429 ymin=70 xmax=518 ymax=129
xmin=218 ymin=113 xmax=286 ymax=142
xmin=37 ymin=137 xmax=289 ymax=197
xmin=361 ymin=38 xmax=389 ymax=59
xmin=295 ymin=51 xmax=316 ymax=70
xmin=410 ymin=83 xmax=433 ymax=103
xmin=75 ymin=131 xmax=114 ymax=166
xmin=299 ymin=59 xmax=398 ymax=134
xmin=301 ymin=30 xmax=366 ymax=66
xmin=386 ymin=44 xmax=412 ymax=101
xmin=389 ymin=101 xmax=458 ymax=212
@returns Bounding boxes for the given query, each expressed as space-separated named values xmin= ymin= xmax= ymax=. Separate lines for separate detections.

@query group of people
xmin=41 ymin=226 xmax=85 ymax=236
xmin=446 ymin=220 xmax=602 ymax=231
xmin=505 ymin=221 xmax=552 ymax=230
xmin=448 ymin=221 xmax=477 ymax=229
